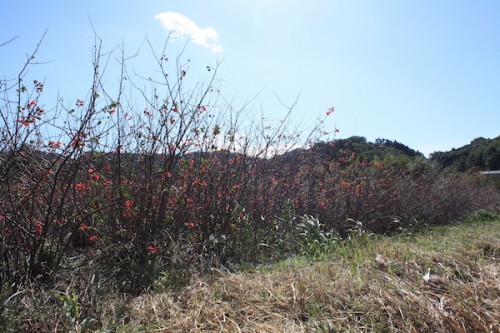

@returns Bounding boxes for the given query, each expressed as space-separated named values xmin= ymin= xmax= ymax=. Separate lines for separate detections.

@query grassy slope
xmin=3 ymin=211 xmax=500 ymax=332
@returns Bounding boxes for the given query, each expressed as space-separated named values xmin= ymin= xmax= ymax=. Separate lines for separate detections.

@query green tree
xmin=485 ymin=146 xmax=500 ymax=170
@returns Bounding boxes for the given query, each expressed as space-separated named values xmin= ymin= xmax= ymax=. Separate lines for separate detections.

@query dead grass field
xmin=2 ymin=211 xmax=499 ymax=332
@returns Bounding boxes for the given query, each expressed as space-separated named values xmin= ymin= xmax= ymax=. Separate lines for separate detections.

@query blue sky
xmin=2 ymin=0 xmax=500 ymax=156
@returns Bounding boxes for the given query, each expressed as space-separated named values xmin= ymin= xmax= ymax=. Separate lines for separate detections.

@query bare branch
xmin=0 ymin=35 xmax=19 ymax=47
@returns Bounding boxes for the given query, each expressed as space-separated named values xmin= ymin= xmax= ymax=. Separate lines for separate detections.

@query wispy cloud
xmin=154 ymin=12 xmax=223 ymax=53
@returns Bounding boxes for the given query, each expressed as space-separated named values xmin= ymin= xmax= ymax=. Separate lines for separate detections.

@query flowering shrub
xmin=1 ymin=35 xmax=499 ymax=293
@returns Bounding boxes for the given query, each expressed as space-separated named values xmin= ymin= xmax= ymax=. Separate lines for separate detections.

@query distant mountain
xmin=306 ymin=136 xmax=423 ymax=163
xmin=430 ymin=135 xmax=500 ymax=172
xmin=10 ymin=135 xmax=500 ymax=175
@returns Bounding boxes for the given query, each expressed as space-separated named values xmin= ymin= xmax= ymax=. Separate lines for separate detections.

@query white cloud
xmin=154 ymin=12 xmax=223 ymax=53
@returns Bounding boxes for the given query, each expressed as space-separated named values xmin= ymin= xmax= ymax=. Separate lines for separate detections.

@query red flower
xmin=72 ymin=138 xmax=86 ymax=148
xmin=147 ymin=245 xmax=159 ymax=254
xmin=17 ymin=118 xmax=35 ymax=126
xmin=74 ymin=183 xmax=87 ymax=190
xmin=48 ymin=141 xmax=62 ymax=148
xmin=326 ymin=106 xmax=335 ymax=116
xmin=79 ymin=224 xmax=89 ymax=231
xmin=35 ymin=222 xmax=42 ymax=235
xmin=340 ymin=181 xmax=350 ymax=188
xmin=92 ymin=173 xmax=100 ymax=181
xmin=89 ymin=235 xmax=98 ymax=242
xmin=188 ymin=221 xmax=196 ymax=228
xmin=124 ymin=200 xmax=133 ymax=209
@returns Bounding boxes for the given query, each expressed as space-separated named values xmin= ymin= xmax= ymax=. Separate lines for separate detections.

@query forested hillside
xmin=430 ymin=135 xmax=500 ymax=172
xmin=311 ymin=136 xmax=423 ymax=161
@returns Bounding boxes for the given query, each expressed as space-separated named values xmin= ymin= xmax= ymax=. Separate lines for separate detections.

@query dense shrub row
xmin=1 ymin=37 xmax=499 ymax=294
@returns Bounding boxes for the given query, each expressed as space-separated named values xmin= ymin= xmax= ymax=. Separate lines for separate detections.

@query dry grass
xmin=2 ymin=213 xmax=499 ymax=332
